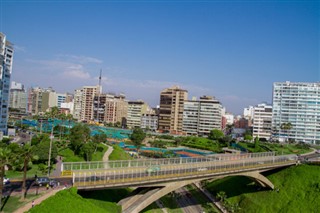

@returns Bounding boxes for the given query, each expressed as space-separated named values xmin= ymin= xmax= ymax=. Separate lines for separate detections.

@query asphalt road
xmin=175 ymin=187 xmax=204 ymax=213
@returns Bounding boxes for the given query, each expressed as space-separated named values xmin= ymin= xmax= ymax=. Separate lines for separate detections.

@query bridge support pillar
xmin=120 ymin=180 xmax=196 ymax=213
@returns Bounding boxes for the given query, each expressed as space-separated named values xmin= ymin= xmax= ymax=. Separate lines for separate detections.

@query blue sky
xmin=1 ymin=1 xmax=319 ymax=115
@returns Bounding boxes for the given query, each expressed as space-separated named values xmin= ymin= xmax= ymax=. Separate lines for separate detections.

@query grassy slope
xmin=109 ymin=145 xmax=133 ymax=160
xmin=29 ymin=188 xmax=121 ymax=213
xmin=206 ymin=164 xmax=320 ymax=213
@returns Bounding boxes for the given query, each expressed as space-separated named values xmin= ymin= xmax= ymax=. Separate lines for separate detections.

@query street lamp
xmin=47 ymin=125 xmax=54 ymax=177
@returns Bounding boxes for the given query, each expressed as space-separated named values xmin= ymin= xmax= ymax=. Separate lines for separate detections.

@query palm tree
xmin=280 ymin=122 xmax=292 ymax=142
xmin=216 ymin=191 xmax=227 ymax=202
xmin=0 ymin=147 xmax=12 ymax=208
xmin=20 ymin=144 xmax=38 ymax=199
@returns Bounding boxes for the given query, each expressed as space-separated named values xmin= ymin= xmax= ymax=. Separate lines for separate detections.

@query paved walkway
xmin=12 ymin=144 xmax=113 ymax=212
xmin=13 ymin=188 xmax=63 ymax=213
xmin=102 ymin=143 xmax=114 ymax=161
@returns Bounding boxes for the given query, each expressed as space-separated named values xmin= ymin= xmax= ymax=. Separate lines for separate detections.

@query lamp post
xmin=47 ymin=125 xmax=54 ymax=177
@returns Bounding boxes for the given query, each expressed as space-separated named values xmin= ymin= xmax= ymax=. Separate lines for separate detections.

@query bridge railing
xmin=71 ymin=154 xmax=297 ymax=188
xmin=62 ymin=152 xmax=277 ymax=172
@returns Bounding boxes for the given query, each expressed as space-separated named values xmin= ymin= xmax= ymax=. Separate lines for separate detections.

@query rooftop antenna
xmin=97 ymin=69 xmax=102 ymax=122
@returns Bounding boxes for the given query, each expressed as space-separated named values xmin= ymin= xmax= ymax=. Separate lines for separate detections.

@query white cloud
xmin=13 ymin=45 xmax=26 ymax=52
xmin=56 ymin=54 xmax=103 ymax=64
xmin=63 ymin=70 xmax=91 ymax=79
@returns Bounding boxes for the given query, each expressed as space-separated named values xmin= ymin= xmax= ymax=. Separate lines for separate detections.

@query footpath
xmin=13 ymin=143 xmax=114 ymax=213
xmin=13 ymin=187 xmax=63 ymax=213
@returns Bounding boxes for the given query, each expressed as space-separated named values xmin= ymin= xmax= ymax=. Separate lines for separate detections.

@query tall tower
xmin=158 ymin=86 xmax=188 ymax=134
xmin=0 ymin=32 xmax=14 ymax=135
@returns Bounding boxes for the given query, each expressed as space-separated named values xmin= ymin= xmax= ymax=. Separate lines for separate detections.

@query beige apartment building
xmin=104 ymin=94 xmax=128 ymax=125
xmin=80 ymin=85 xmax=101 ymax=121
xmin=93 ymin=93 xmax=128 ymax=125
xmin=158 ymin=86 xmax=188 ymax=134
xmin=126 ymin=100 xmax=149 ymax=129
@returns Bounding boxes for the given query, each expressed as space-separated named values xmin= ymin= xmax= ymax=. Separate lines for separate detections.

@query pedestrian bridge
xmin=61 ymin=152 xmax=298 ymax=213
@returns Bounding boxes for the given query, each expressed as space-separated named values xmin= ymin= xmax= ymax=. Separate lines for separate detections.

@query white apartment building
xmin=10 ymin=81 xmax=27 ymax=111
xmin=126 ymin=100 xmax=148 ymax=129
xmin=224 ymin=113 xmax=234 ymax=125
xmin=183 ymin=96 xmax=222 ymax=136
xmin=272 ymin=81 xmax=320 ymax=144
xmin=141 ymin=113 xmax=158 ymax=132
xmin=244 ymin=106 xmax=254 ymax=120
xmin=73 ymin=89 xmax=83 ymax=120
xmin=252 ymin=103 xmax=272 ymax=140
xmin=0 ymin=33 xmax=14 ymax=134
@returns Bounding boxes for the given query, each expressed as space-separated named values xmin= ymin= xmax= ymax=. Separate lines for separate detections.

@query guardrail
xmin=70 ymin=154 xmax=297 ymax=188
xmin=62 ymin=152 xmax=277 ymax=172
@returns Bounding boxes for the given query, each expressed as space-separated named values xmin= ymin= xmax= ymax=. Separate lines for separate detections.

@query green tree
xmin=31 ymin=134 xmax=50 ymax=146
xmin=254 ymin=137 xmax=260 ymax=151
xmin=34 ymin=141 xmax=58 ymax=163
xmin=280 ymin=122 xmax=293 ymax=142
xmin=92 ymin=132 xmax=107 ymax=152
xmin=0 ymin=147 xmax=12 ymax=208
xmin=81 ymin=142 xmax=95 ymax=161
xmin=244 ymin=134 xmax=253 ymax=141
xmin=130 ymin=127 xmax=146 ymax=156
xmin=69 ymin=124 xmax=91 ymax=154
xmin=19 ymin=144 xmax=39 ymax=199
xmin=216 ymin=191 xmax=227 ymax=202
xmin=209 ymin=129 xmax=225 ymax=141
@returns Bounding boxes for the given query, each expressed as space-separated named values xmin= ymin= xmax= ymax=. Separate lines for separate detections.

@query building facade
xmin=79 ymin=85 xmax=100 ymax=121
xmin=73 ymin=89 xmax=83 ymax=120
xmin=272 ymin=81 xmax=320 ymax=144
xmin=0 ymin=33 xmax=14 ymax=134
xmin=182 ymin=96 xmax=222 ymax=136
xmin=158 ymin=86 xmax=188 ymax=134
xmin=126 ymin=100 xmax=149 ymax=129
xmin=252 ymin=103 xmax=272 ymax=140
xmin=9 ymin=81 xmax=27 ymax=112
xmin=104 ymin=94 xmax=128 ymax=126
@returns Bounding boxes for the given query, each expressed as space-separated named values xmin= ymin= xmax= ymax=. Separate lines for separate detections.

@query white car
xmin=3 ymin=177 xmax=10 ymax=184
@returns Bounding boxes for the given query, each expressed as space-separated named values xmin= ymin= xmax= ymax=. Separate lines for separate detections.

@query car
xmin=197 ymin=168 xmax=208 ymax=171
xmin=3 ymin=177 xmax=10 ymax=185
xmin=35 ymin=177 xmax=50 ymax=186
xmin=49 ymin=179 xmax=59 ymax=187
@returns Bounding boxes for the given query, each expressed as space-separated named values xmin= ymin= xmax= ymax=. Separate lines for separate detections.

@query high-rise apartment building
xmin=252 ymin=103 xmax=272 ymax=140
xmin=104 ymin=94 xmax=128 ymax=125
xmin=126 ymin=100 xmax=149 ymax=129
xmin=80 ymin=86 xmax=101 ymax=121
xmin=158 ymin=86 xmax=188 ymax=134
xmin=272 ymin=81 xmax=320 ymax=144
xmin=28 ymin=87 xmax=56 ymax=115
xmin=0 ymin=33 xmax=14 ymax=134
xmin=10 ymin=81 xmax=27 ymax=112
xmin=73 ymin=89 xmax=83 ymax=120
xmin=182 ymin=96 xmax=222 ymax=136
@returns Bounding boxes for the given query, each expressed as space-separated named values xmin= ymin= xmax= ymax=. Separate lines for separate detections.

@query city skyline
xmin=1 ymin=1 xmax=319 ymax=114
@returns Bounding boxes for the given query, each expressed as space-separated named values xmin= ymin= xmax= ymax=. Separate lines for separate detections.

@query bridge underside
xmin=119 ymin=170 xmax=274 ymax=213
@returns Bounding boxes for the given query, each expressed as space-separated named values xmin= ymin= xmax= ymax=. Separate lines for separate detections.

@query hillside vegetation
xmin=206 ymin=164 xmax=320 ymax=212
xmin=29 ymin=187 xmax=121 ymax=213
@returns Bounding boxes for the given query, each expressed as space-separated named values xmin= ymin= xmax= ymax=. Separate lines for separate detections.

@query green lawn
xmin=238 ymin=142 xmax=312 ymax=155
xmin=29 ymin=188 xmax=121 ymax=213
xmin=109 ymin=145 xmax=133 ymax=161
xmin=1 ymin=191 xmax=45 ymax=212
xmin=205 ymin=164 xmax=320 ymax=212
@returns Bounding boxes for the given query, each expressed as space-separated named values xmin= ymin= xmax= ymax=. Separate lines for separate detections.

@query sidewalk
xmin=13 ymin=188 xmax=63 ymax=213
xmin=102 ymin=143 xmax=113 ymax=161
